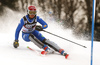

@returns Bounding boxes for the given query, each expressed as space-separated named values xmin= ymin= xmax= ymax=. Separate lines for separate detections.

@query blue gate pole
xmin=91 ymin=0 xmax=96 ymax=65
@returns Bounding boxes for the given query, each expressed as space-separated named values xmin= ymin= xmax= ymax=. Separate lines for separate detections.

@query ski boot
xmin=59 ymin=49 xmax=69 ymax=59
xmin=41 ymin=49 xmax=54 ymax=55
xmin=41 ymin=45 xmax=54 ymax=55
xmin=13 ymin=40 xmax=19 ymax=48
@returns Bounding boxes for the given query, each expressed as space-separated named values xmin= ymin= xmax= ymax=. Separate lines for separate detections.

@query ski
xmin=27 ymin=46 xmax=47 ymax=56
xmin=27 ymin=46 xmax=41 ymax=55
xmin=27 ymin=46 xmax=69 ymax=59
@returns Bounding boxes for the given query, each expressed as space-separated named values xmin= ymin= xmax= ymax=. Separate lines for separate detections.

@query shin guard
xmin=42 ymin=39 xmax=62 ymax=52
xmin=29 ymin=34 xmax=44 ymax=48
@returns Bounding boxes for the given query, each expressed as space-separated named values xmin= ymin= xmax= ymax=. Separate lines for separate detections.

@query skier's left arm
xmin=37 ymin=16 xmax=48 ymax=29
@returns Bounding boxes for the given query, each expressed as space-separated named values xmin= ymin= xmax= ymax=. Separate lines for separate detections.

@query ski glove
xmin=35 ymin=25 xmax=43 ymax=31
xmin=13 ymin=40 xmax=19 ymax=48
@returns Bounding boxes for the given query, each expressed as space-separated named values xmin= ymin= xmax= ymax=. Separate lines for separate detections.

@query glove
xmin=35 ymin=25 xmax=43 ymax=31
xmin=13 ymin=40 xmax=19 ymax=48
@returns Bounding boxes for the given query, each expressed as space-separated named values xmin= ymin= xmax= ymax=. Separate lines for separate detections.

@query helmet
xmin=27 ymin=6 xmax=37 ymax=15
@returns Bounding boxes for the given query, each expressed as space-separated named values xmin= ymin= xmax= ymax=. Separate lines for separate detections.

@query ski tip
xmin=65 ymin=54 xmax=69 ymax=59
xmin=27 ymin=46 xmax=29 ymax=48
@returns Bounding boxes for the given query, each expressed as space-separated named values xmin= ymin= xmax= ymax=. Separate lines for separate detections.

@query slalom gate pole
xmin=42 ymin=30 xmax=87 ymax=48
xmin=91 ymin=0 xmax=96 ymax=65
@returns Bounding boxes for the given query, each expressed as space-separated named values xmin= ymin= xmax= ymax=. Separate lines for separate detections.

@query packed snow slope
xmin=0 ymin=7 xmax=100 ymax=65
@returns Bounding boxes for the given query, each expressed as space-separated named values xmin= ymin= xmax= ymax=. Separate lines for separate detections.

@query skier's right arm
xmin=14 ymin=18 xmax=24 ymax=48
xmin=15 ymin=18 xmax=24 ymax=41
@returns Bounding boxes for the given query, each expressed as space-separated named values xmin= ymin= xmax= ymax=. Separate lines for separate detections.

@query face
xmin=29 ymin=15 xmax=35 ymax=19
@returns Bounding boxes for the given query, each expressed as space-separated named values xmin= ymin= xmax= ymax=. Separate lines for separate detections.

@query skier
xmin=13 ymin=5 xmax=69 ymax=59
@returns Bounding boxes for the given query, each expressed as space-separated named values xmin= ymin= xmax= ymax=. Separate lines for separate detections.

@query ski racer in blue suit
xmin=15 ymin=15 xmax=47 ymax=42
xmin=13 ymin=5 xmax=69 ymax=59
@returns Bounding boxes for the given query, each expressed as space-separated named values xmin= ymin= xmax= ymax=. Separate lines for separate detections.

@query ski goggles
xmin=28 ymin=10 xmax=37 ymax=15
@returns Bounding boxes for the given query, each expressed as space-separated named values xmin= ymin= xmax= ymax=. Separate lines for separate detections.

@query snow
xmin=0 ymin=7 xmax=100 ymax=65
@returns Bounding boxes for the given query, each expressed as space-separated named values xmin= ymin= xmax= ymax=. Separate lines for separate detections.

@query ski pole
xmin=42 ymin=30 xmax=87 ymax=48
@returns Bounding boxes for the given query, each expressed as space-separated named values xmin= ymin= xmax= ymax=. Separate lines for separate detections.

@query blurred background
xmin=0 ymin=0 xmax=100 ymax=41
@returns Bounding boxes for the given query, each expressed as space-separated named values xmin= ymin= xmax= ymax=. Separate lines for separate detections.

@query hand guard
xmin=13 ymin=40 xmax=19 ymax=48
xmin=35 ymin=25 xmax=43 ymax=31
